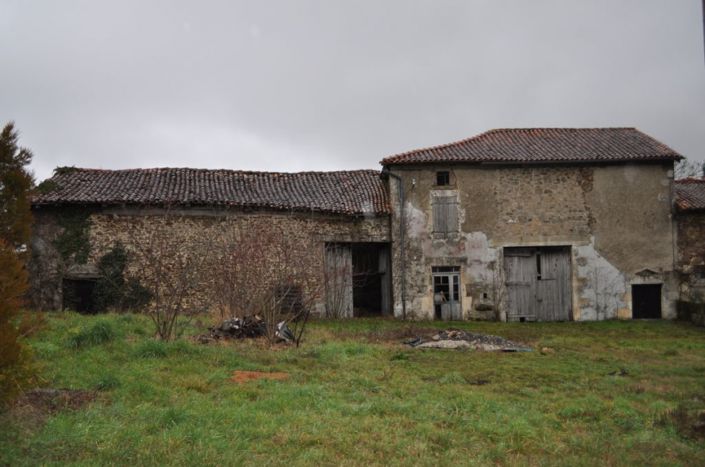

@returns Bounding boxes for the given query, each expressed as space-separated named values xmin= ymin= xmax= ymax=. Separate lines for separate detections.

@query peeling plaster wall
xmin=388 ymin=162 xmax=677 ymax=321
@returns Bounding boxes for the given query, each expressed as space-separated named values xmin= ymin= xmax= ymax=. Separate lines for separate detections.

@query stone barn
xmin=29 ymin=168 xmax=392 ymax=317
xmin=30 ymin=127 xmax=693 ymax=322
xmin=380 ymin=128 xmax=683 ymax=321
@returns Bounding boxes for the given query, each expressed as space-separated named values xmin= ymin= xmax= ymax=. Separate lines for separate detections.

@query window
xmin=432 ymin=195 xmax=459 ymax=234
xmin=436 ymin=171 xmax=450 ymax=186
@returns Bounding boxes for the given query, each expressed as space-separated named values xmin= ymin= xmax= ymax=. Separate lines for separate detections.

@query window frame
xmin=436 ymin=171 xmax=450 ymax=186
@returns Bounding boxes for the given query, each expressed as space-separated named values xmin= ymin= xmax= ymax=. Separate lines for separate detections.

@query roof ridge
xmin=380 ymin=127 xmax=682 ymax=165
xmin=53 ymin=167 xmax=381 ymax=177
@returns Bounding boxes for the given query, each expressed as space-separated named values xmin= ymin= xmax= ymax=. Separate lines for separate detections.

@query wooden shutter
xmin=433 ymin=195 xmax=458 ymax=234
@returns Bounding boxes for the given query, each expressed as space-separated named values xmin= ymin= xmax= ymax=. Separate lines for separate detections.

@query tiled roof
xmin=381 ymin=128 xmax=682 ymax=166
xmin=675 ymin=178 xmax=705 ymax=212
xmin=32 ymin=168 xmax=390 ymax=216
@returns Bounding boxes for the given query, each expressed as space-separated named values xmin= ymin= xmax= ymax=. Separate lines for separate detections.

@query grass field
xmin=2 ymin=312 xmax=705 ymax=466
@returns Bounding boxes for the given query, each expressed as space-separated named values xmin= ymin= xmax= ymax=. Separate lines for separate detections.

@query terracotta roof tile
xmin=381 ymin=128 xmax=682 ymax=166
xmin=675 ymin=178 xmax=705 ymax=211
xmin=33 ymin=168 xmax=389 ymax=216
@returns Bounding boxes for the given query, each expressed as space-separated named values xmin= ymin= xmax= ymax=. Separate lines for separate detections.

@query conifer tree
xmin=0 ymin=122 xmax=35 ymax=406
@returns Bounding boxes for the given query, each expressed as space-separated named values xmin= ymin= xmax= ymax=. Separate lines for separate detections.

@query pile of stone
xmin=198 ymin=316 xmax=295 ymax=343
xmin=405 ymin=328 xmax=532 ymax=352
xmin=208 ymin=315 xmax=267 ymax=340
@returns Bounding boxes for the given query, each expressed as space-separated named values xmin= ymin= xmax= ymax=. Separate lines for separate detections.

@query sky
xmin=1 ymin=0 xmax=704 ymax=182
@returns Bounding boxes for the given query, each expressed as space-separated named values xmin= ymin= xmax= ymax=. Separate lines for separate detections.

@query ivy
xmin=93 ymin=243 xmax=151 ymax=312
xmin=54 ymin=207 xmax=91 ymax=265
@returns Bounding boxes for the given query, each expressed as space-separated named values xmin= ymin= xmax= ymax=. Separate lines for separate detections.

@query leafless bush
xmin=128 ymin=213 xmax=215 ymax=341
xmin=209 ymin=219 xmax=320 ymax=346
xmin=675 ymin=158 xmax=704 ymax=180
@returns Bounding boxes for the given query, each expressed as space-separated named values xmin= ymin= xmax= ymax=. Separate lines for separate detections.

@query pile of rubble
xmin=198 ymin=315 xmax=294 ymax=343
xmin=405 ymin=329 xmax=532 ymax=352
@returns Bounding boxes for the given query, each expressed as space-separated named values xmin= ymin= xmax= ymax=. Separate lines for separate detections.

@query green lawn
xmin=2 ymin=313 xmax=705 ymax=466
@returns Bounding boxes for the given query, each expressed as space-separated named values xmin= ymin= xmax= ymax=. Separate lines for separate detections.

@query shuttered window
xmin=432 ymin=195 xmax=459 ymax=234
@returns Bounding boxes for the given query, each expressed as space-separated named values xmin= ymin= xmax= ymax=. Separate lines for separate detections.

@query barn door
xmin=324 ymin=243 xmax=353 ymax=318
xmin=504 ymin=249 xmax=536 ymax=321
xmin=504 ymin=247 xmax=572 ymax=321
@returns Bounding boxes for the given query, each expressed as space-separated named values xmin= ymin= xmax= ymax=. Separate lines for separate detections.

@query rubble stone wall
xmin=29 ymin=205 xmax=389 ymax=313
xmin=388 ymin=162 xmax=678 ymax=321
xmin=677 ymin=211 xmax=705 ymax=304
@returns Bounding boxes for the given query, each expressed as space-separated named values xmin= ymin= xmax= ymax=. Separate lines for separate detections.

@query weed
xmin=94 ymin=374 xmax=121 ymax=391
xmin=66 ymin=320 xmax=116 ymax=349
xmin=134 ymin=340 xmax=167 ymax=358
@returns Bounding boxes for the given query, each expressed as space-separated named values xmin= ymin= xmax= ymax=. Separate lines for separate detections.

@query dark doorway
xmin=325 ymin=242 xmax=391 ymax=318
xmin=62 ymin=278 xmax=97 ymax=313
xmin=351 ymin=243 xmax=390 ymax=317
xmin=632 ymin=284 xmax=662 ymax=319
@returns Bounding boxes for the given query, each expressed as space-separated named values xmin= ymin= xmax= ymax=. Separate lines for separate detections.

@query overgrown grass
xmin=2 ymin=312 xmax=705 ymax=465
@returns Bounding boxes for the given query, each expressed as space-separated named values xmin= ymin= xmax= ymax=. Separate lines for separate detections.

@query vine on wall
xmin=93 ymin=243 xmax=151 ymax=312
xmin=53 ymin=207 xmax=92 ymax=265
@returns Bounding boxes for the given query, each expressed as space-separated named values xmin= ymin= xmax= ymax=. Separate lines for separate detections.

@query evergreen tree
xmin=0 ymin=122 xmax=35 ymax=406
xmin=0 ymin=122 xmax=34 ymax=249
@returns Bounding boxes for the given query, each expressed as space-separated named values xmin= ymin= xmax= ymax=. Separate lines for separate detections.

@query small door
xmin=432 ymin=267 xmax=461 ymax=320
xmin=632 ymin=284 xmax=662 ymax=319
xmin=504 ymin=247 xmax=572 ymax=322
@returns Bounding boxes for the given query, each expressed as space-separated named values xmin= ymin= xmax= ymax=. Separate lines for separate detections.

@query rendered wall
xmin=388 ymin=162 xmax=678 ymax=321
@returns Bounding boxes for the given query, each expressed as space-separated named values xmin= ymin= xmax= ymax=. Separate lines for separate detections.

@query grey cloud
xmin=0 ymin=0 xmax=703 ymax=181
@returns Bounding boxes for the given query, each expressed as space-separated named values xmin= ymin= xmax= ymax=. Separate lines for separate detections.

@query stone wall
xmin=28 ymin=205 xmax=389 ymax=313
xmin=677 ymin=211 xmax=705 ymax=304
xmin=388 ymin=162 xmax=678 ymax=321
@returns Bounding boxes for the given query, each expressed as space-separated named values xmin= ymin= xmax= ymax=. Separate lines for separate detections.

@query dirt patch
xmin=16 ymin=388 xmax=96 ymax=413
xmin=231 ymin=371 xmax=289 ymax=384
xmin=658 ymin=397 xmax=705 ymax=440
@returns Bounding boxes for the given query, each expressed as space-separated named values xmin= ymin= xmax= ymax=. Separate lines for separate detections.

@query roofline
xmin=31 ymin=200 xmax=391 ymax=218
xmin=47 ymin=167 xmax=382 ymax=177
xmin=381 ymin=157 xmax=680 ymax=169
xmin=380 ymin=127 xmax=684 ymax=166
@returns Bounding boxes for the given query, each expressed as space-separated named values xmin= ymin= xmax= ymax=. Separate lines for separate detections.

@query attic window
xmin=436 ymin=171 xmax=450 ymax=186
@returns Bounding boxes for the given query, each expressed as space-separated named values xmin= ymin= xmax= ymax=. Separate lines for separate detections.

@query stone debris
xmin=405 ymin=329 xmax=532 ymax=352
xmin=198 ymin=316 xmax=294 ymax=343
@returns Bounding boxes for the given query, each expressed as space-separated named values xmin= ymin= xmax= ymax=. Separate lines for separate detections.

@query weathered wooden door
xmin=504 ymin=247 xmax=571 ymax=321
xmin=324 ymin=243 xmax=353 ymax=318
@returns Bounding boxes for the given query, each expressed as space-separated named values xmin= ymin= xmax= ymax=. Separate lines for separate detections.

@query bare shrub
xmin=209 ymin=219 xmax=320 ymax=346
xmin=128 ymin=213 xmax=215 ymax=341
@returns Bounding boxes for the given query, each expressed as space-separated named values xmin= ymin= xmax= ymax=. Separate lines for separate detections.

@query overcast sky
xmin=1 ymin=1 xmax=704 ymax=182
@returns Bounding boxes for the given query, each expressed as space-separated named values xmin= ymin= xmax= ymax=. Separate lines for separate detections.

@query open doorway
xmin=324 ymin=242 xmax=391 ymax=317
xmin=62 ymin=278 xmax=97 ymax=313
xmin=632 ymin=284 xmax=662 ymax=319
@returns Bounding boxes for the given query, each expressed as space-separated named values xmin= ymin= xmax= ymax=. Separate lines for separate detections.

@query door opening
xmin=324 ymin=242 xmax=391 ymax=318
xmin=632 ymin=284 xmax=662 ymax=319
xmin=62 ymin=278 xmax=97 ymax=313
xmin=432 ymin=266 xmax=461 ymax=320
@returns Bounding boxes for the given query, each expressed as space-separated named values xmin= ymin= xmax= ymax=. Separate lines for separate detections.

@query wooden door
xmin=504 ymin=249 xmax=536 ymax=321
xmin=504 ymin=247 xmax=571 ymax=321
xmin=325 ymin=244 xmax=353 ymax=318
